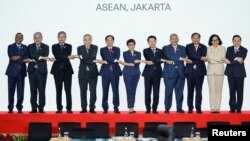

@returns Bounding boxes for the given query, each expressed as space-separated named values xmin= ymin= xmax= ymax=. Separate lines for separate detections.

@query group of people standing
xmin=5 ymin=32 xmax=247 ymax=114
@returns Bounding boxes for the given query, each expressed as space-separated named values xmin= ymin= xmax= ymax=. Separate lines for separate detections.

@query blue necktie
xmin=34 ymin=45 xmax=40 ymax=69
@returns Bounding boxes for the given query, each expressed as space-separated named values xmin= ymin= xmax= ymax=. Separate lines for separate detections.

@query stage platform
xmin=1 ymin=111 xmax=250 ymax=134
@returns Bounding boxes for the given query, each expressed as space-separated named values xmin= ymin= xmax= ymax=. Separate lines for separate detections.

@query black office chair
xmin=242 ymin=122 xmax=250 ymax=125
xmin=115 ymin=122 xmax=139 ymax=138
xmin=58 ymin=122 xmax=81 ymax=137
xmin=144 ymin=122 xmax=167 ymax=129
xmin=158 ymin=125 xmax=175 ymax=141
xmin=86 ymin=122 xmax=109 ymax=138
xmin=173 ymin=122 xmax=196 ymax=139
xmin=143 ymin=128 xmax=158 ymax=138
xmin=28 ymin=122 xmax=52 ymax=141
xmin=207 ymin=121 xmax=230 ymax=126
xmin=70 ymin=128 xmax=95 ymax=139
xmin=195 ymin=128 xmax=208 ymax=138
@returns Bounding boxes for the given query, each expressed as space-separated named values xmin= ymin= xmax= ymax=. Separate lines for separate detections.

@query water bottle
xmin=190 ymin=127 xmax=195 ymax=138
xmin=124 ymin=127 xmax=128 ymax=137
xmin=58 ymin=127 xmax=61 ymax=138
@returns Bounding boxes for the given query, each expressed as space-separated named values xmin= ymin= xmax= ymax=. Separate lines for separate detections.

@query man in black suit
xmin=224 ymin=35 xmax=248 ymax=113
xmin=50 ymin=31 xmax=77 ymax=114
xmin=5 ymin=33 xmax=30 ymax=113
xmin=185 ymin=33 xmax=207 ymax=114
xmin=142 ymin=35 xmax=163 ymax=114
xmin=77 ymin=34 xmax=98 ymax=113
xmin=27 ymin=32 xmax=49 ymax=113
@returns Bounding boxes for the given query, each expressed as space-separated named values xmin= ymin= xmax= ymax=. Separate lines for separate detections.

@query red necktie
xmin=109 ymin=48 xmax=113 ymax=72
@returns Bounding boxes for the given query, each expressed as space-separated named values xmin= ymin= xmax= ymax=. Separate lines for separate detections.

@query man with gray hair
xmin=162 ymin=33 xmax=190 ymax=113
xmin=27 ymin=32 xmax=49 ymax=113
xmin=50 ymin=31 xmax=77 ymax=114
xmin=77 ymin=34 xmax=98 ymax=113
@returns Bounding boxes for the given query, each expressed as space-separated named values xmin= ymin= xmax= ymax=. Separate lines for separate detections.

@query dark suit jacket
xmin=142 ymin=47 xmax=163 ymax=78
xmin=122 ymin=50 xmax=141 ymax=75
xmin=99 ymin=46 xmax=122 ymax=77
xmin=27 ymin=43 xmax=49 ymax=75
xmin=225 ymin=46 xmax=248 ymax=78
xmin=185 ymin=43 xmax=207 ymax=76
xmin=77 ymin=44 xmax=99 ymax=78
xmin=162 ymin=44 xmax=186 ymax=79
xmin=50 ymin=43 xmax=74 ymax=75
xmin=5 ymin=43 xmax=28 ymax=77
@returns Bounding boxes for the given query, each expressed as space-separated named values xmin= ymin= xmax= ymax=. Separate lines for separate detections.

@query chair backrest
xmin=173 ymin=122 xmax=196 ymax=139
xmin=86 ymin=122 xmax=109 ymax=138
xmin=145 ymin=122 xmax=167 ymax=129
xmin=195 ymin=128 xmax=208 ymax=138
xmin=158 ymin=125 xmax=175 ymax=141
xmin=115 ymin=122 xmax=139 ymax=138
xmin=70 ymin=128 xmax=95 ymax=139
xmin=242 ymin=122 xmax=250 ymax=125
xmin=58 ymin=122 xmax=81 ymax=137
xmin=207 ymin=122 xmax=230 ymax=126
xmin=143 ymin=128 xmax=158 ymax=138
xmin=28 ymin=122 xmax=52 ymax=141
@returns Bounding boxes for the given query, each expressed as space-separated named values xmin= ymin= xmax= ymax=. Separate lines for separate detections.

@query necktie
xmin=152 ymin=48 xmax=156 ymax=56
xmin=34 ymin=45 xmax=40 ymax=69
xmin=86 ymin=47 xmax=90 ymax=71
xmin=109 ymin=48 xmax=113 ymax=72
xmin=86 ymin=47 xmax=89 ymax=54
xmin=234 ymin=47 xmax=238 ymax=54
xmin=36 ymin=45 xmax=40 ymax=52
xmin=173 ymin=47 xmax=176 ymax=53
xmin=195 ymin=45 xmax=198 ymax=52
xmin=61 ymin=45 xmax=64 ymax=50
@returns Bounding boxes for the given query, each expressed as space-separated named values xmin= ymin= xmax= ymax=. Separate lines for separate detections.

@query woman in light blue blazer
xmin=121 ymin=39 xmax=141 ymax=113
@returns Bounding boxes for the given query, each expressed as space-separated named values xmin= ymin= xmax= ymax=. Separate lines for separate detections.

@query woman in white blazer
xmin=207 ymin=34 xmax=226 ymax=113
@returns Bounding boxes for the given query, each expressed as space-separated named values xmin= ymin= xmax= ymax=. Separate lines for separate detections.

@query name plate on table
xmin=50 ymin=137 xmax=71 ymax=141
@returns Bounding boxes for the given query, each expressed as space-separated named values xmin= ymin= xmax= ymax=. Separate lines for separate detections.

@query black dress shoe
xmin=196 ymin=110 xmax=202 ymax=114
xmin=18 ymin=110 xmax=23 ymax=114
xmin=29 ymin=110 xmax=37 ymax=113
xmin=56 ymin=110 xmax=62 ymax=114
xmin=145 ymin=110 xmax=150 ymax=114
xmin=164 ymin=110 xmax=169 ymax=114
xmin=89 ymin=110 xmax=96 ymax=113
xmin=8 ymin=110 xmax=13 ymax=114
xmin=132 ymin=111 xmax=136 ymax=113
xmin=153 ymin=111 xmax=158 ymax=114
xmin=114 ymin=110 xmax=120 ymax=114
xmin=39 ymin=110 xmax=45 ymax=113
xmin=80 ymin=110 xmax=87 ymax=113
xmin=188 ymin=110 xmax=193 ymax=113
xmin=237 ymin=110 xmax=242 ymax=113
xmin=103 ymin=110 xmax=108 ymax=114
xmin=229 ymin=110 xmax=235 ymax=113
xmin=67 ymin=110 xmax=73 ymax=114
xmin=177 ymin=109 xmax=185 ymax=113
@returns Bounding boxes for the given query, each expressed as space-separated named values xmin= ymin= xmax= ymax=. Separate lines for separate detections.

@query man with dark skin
xmin=6 ymin=33 xmax=30 ymax=113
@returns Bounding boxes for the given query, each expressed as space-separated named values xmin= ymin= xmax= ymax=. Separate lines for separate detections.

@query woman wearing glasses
xmin=207 ymin=34 xmax=226 ymax=113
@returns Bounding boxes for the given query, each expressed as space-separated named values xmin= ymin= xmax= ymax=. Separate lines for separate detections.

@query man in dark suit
xmin=224 ymin=35 xmax=248 ymax=113
xmin=77 ymin=34 xmax=99 ymax=113
xmin=185 ymin=33 xmax=207 ymax=114
xmin=27 ymin=32 xmax=49 ymax=113
xmin=142 ymin=35 xmax=163 ymax=114
xmin=50 ymin=31 xmax=76 ymax=114
xmin=162 ymin=33 xmax=188 ymax=113
xmin=5 ymin=33 xmax=29 ymax=113
xmin=99 ymin=35 xmax=122 ymax=114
